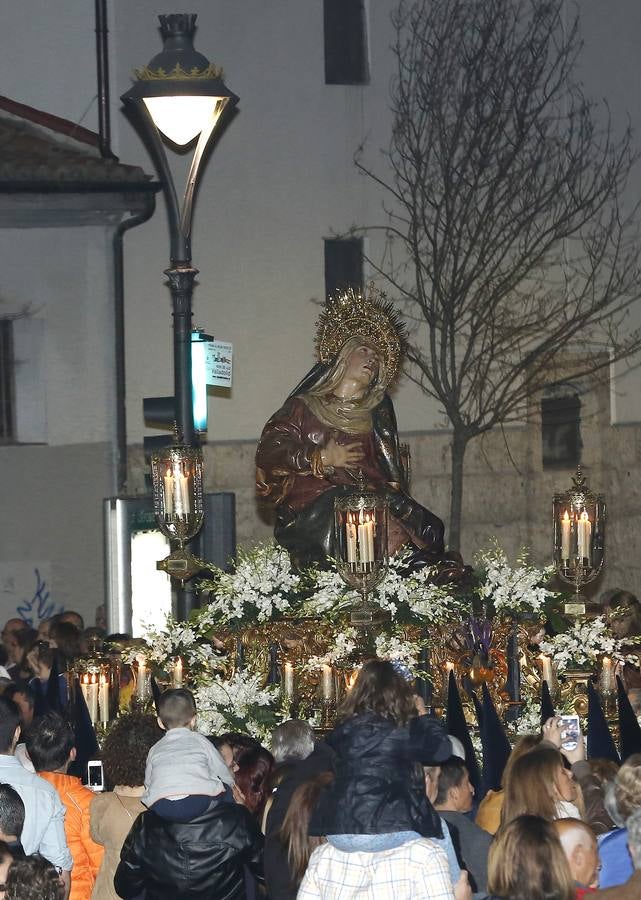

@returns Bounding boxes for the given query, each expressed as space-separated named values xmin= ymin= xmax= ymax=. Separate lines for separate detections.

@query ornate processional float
xmin=83 ymin=287 xmax=639 ymax=745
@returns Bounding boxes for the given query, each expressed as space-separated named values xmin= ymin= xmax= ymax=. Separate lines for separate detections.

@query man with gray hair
xmin=270 ymin=720 xmax=314 ymax=765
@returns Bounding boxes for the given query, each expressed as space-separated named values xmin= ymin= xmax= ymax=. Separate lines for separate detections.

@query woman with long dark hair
xmin=306 ymin=658 xmax=458 ymax=896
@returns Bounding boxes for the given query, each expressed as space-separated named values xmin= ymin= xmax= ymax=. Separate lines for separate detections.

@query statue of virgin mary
xmin=256 ymin=286 xmax=453 ymax=573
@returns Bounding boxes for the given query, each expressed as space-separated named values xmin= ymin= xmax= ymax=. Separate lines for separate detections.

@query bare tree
xmin=355 ymin=0 xmax=641 ymax=550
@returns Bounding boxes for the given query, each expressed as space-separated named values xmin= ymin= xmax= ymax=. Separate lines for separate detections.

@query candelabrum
xmin=150 ymin=432 xmax=205 ymax=581
xmin=553 ymin=466 xmax=605 ymax=616
xmin=334 ymin=471 xmax=389 ymax=625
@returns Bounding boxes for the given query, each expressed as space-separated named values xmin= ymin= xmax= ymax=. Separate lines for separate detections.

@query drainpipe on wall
xmin=113 ymin=193 xmax=157 ymax=494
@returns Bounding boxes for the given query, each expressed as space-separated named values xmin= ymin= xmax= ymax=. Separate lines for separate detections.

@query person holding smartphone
xmin=26 ymin=712 xmax=104 ymax=900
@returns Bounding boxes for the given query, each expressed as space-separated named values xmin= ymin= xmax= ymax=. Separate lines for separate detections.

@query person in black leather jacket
xmin=113 ymin=794 xmax=264 ymax=900
xmin=308 ymin=659 xmax=452 ymax=840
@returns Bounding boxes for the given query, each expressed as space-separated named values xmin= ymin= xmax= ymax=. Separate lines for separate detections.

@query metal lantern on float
xmin=150 ymin=430 xmax=204 ymax=581
xmin=334 ymin=471 xmax=389 ymax=625
xmin=74 ymin=644 xmax=119 ymax=729
xmin=553 ymin=466 xmax=605 ymax=616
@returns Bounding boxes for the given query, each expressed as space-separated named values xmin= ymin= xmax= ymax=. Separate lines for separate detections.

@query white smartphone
xmin=87 ymin=759 xmax=104 ymax=792
xmin=559 ymin=714 xmax=581 ymax=752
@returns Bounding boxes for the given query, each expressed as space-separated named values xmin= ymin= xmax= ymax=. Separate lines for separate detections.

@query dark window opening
xmin=541 ymin=392 xmax=581 ymax=469
xmin=324 ymin=238 xmax=364 ymax=300
xmin=323 ymin=0 xmax=369 ymax=85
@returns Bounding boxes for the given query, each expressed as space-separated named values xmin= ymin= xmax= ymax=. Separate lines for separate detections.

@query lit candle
xmin=136 ymin=655 xmax=147 ymax=701
xmin=172 ymin=657 xmax=183 ymax=688
xmin=346 ymin=514 xmax=358 ymax=564
xmin=87 ymin=674 xmax=99 ymax=725
xmin=98 ymin=674 xmax=110 ymax=724
xmin=178 ymin=472 xmax=190 ymax=514
xmin=561 ymin=510 xmax=571 ymax=562
xmin=321 ymin=664 xmax=333 ymax=702
xmin=366 ymin=512 xmax=375 ymax=561
xmin=600 ymin=656 xmax=614 ymax=695
xmin=164 ymin=468 xmax=174 ymax=515
xmin=358 ymin=511 xmax=374 ymax=564
xmin=283 ymin=662 xmax=294 ymax=700
xmin=539 ymin=653 xmax=554 ymax=690
xmin=578 ymin=510 xmax=592 ymax=563
xmin=80 ymin=674 xmax=90 ymax=711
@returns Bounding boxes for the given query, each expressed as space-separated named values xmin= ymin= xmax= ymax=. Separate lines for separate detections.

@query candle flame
xmin=562 ymin=510 xmax=570 ymax=523
xmin=580 ymin=510 xmax=590 ymax=523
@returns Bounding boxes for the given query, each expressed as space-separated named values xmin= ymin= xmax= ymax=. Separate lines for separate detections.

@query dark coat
xmin=264 ymin=742 xmax=336 ymax=900
xmin=439 ymin=809 xmax=492 ymax=893
xmin=114 ymin=798 xmax=264 ymax=900
xmin=308 ymin=711 xmax=451 ymax=838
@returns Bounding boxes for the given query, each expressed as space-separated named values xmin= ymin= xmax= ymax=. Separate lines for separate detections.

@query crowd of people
xmin=0 ymin=613 xmax=639 ymax=899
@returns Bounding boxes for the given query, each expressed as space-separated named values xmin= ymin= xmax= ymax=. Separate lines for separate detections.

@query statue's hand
xmin=321 ymin=438 xmax=364 ymax=469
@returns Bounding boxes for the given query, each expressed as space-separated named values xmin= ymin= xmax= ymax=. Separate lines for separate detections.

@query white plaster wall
xmin=0 ymin=227 xmax=117 ymax=449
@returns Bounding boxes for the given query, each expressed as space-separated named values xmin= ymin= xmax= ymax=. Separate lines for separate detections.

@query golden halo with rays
xmin=315 ymin=284 xmax=407 ymax=388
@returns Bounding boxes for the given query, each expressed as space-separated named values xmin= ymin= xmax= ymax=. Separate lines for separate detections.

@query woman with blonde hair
xmin=475 ymin=733 xmax=542 ymax=834
xmin=501 ymin=747 xmax=581 ymax=826
xmin=487 ymin=815 xmax=575 ymax=900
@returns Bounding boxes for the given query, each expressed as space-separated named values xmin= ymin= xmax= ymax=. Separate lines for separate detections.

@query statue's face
xmin=343 ymin=344 xmax=380 ymax=387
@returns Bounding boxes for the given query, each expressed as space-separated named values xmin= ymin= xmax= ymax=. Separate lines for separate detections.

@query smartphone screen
xmin=559 ymin=714 xmax=580 ymax=751
xmin=87 ymin=760 xmax=104 ymax=791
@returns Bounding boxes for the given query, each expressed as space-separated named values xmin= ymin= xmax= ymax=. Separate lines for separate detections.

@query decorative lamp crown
xmin=315 ymin=283 xmax=407 ymax=387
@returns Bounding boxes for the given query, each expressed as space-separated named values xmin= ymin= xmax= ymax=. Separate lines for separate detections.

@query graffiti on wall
xmin=0 ymin=563 xmax=63 ymax=626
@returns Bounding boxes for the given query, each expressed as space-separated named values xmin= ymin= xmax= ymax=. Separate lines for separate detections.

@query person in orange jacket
xmin=25 ymin=712 xmax=104 ymax=900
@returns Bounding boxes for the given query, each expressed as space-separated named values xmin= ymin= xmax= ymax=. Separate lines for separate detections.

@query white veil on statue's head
xmin=286 ymin=285 xmax=407 ymax=433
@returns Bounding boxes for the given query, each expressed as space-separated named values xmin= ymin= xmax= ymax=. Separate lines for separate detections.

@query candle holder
xmin=599 ymin=655 xmax=617 ymax=717
xmin=171 ymin=657 xmax=184 ymax=688
xmin=74 ymin=650 xmax=119 ymax=728
xmin=133 ymin=654 xmax=152 ymax=709
xmin=553 ymin=466 xmax=605 ymax=616
xmin=334 ymin=471 xmax=389 ymax=625
xmin=150 ymin=430 xmax=205 ymax=581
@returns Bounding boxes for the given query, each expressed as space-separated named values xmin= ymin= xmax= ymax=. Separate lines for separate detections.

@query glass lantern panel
xmin=143 ymin=95 xmax=224 ymax=146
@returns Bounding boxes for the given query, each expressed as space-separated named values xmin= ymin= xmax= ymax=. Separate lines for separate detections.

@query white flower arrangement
xmin=193 ymin=670 xmax=280 ymax=741
xmin=374 ymin=632 xmax=421 ymax=674
xmin=476 ymin=544 xmax=555 ymax=618
xmin=121 ymin=614 xmax=223 ymax=672
xmin=539 ymin=616 xmax=620 ymax=670
xmin=199 ymin=544 xmax=301 ymax=624
xmin=305 ymin=627 xmax=359 ymax=669
xmin=370 ymin=553 xmax=464 ymax=624
xmin=301 ymin=568 xmax=359 ymax=617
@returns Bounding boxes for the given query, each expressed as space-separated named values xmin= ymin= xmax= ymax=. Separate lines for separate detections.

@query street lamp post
xmin=122 ymin=13 xmax=238 ymax=618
